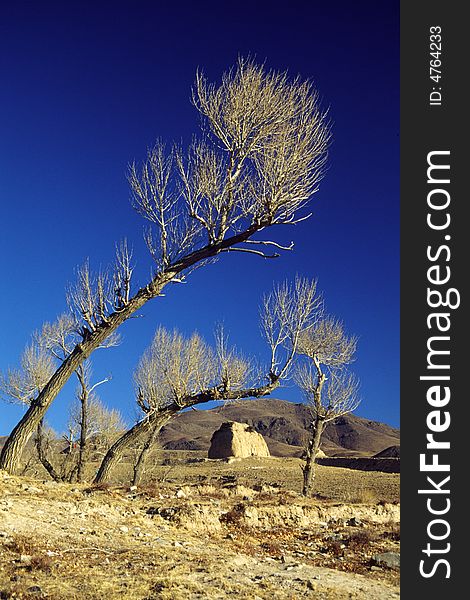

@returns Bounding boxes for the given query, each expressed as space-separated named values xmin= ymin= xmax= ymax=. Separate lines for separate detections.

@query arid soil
xmin=0 ymin=457 xmax=400 ymax=599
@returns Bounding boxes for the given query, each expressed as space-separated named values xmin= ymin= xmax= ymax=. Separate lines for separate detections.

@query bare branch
xmin=0 ymin=343 xmax=55 ymax=406
xmin=113 ymin=239 xmax=134 ymax=310
xmin=66 ymin=261 xmax=113 ymax=335
xmin=297 ymin=316 xmax=358 ymax=368
xmin=261 ymin=277 xmax=323 ymax=379
xmin=193 ymin=58 xmax=331 ymax=226
xmin=276 ymin=212 xmax=313 ymax=226
xmin=69 ymin=396 xmax=124 ymax=443
xmin=134 ymin=327 xmax=217 ymax=413
xmin=296 ymin=363 xmax=360 ymax=420
xmin=214 ymin=324 xmax=252 ymax=392
xmin=324 ymin=370 xmax=361 ymax=421
xmin=245 ymin=240 xmax=294 ymax=251
xmin=129 ymin=141 xmax=200 ymax=271
xmin=219 ymin=247 xmax=280 ymax=259
xmin=35 ymin=314 xmax=78 ymax=361
xmin=131 ymin=59 xmax=330 ymax=270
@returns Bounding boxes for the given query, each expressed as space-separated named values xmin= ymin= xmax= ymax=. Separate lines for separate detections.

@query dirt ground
xmin=0 ymin=456 xmax=400 ymax=599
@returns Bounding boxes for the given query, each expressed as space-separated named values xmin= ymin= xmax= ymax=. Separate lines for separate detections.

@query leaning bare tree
xmin=129 ymin=328 xmax=219 ymax=486
xmin=128 ymin=324 xmax=256 ymax=485
xmin=0 ymin=58 xmax=330 ymax=473
xmin=296 ymin=317 xmax=360 ymax=497
xmin=94 ymin=277 xmax=322 ymax=484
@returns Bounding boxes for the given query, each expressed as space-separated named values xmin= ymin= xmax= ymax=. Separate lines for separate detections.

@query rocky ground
xmin=0 ymin=458 xmax=400 ymax=599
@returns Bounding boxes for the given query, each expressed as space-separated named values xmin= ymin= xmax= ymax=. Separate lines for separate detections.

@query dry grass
xmin=0 ymin=456 xmax=400 ymax=599
xmin=97 ymin=452 xmax=400 ymax=504
xmin=342 ymin=487 xmax=380 ymax=504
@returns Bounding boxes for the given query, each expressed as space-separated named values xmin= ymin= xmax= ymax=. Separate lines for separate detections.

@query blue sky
xmin=0 ymin=1 xmax=399 ymax=434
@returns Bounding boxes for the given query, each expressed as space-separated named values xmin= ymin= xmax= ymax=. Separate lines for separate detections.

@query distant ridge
xmin=0 ymin=400 xmax=400 ymax=459
xmin=373 ymin=445 xmax=400 ymax=458
xmin=159 ymin=398 xmax=400 ymax=458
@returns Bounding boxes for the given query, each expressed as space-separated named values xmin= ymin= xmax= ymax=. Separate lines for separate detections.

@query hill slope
xmin=159 ymin=399 xmax=400 ymax=457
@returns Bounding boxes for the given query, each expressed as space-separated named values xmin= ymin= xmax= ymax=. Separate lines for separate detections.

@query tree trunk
xmin=94 ymin=409 xmax=174 ymax=484
xmin=35 ymin=419 xmax=61 ymax=482
xmin=302 ymin=366 xmax=326 ymax=498
xmin=302 ymin=417 xmax=324 ymax=497
xmin=77 ymin=393 xmax=89 ymax=483
xmin=0 ymin=222 xmax=265 ymax=474
xmin=132 ymin=424 xmax=161 ymax=486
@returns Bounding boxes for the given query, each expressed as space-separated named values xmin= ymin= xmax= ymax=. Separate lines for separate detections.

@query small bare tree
xmin=1 ymin=59 xmax=330 ymax=474
xmin=0 ymin=341 xmax=59 ymax=478
xmin=40 ymin=314 xmax=119 ymax=482
xmin=296 ymin=317 xmax=360 ymax=497
xmin=95 ymin=277 xmax=321 ymax=484
xmin=72 ymin=395 xmax=124 ymax=459
xmin=31 ymin=394 xmax=125 ymax=484
xmin=0 ymin=316 xmax=117 ymax=480
xmin=69 ymin=363 xmax=112 ymax=482
xmin=127 ymin=325 xmax=253 ymax=486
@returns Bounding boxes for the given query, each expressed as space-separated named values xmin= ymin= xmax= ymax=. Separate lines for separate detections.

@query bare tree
xmin=296 ymin=317 xmax=360 ymax=497
xmin=40 ymin=314 xmax=118 ymax=481
xmin=0 ymin=341 xmax=59 ymax=478
xmin=36 ymin=396 xmax=125 ymax=483
xmin=95 ymin=277 xmax=321 ymax=484
xmin=33 ymin=420 xmax=63 ymax=481
xmin=128 ymin=326 xmax=251 ymax=486
xmin=0 ymin=316 xmax=117 ymax=479
xmin=69 ymin=362 xmax=111 ymax=482
xmin=0 ymin=342 xmax=67 ymax=482
xmin=1 ymin=59 xmax=330 ymax=474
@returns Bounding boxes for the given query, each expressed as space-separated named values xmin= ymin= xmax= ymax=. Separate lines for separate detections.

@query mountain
xmin=159 ymin=399 xmax=400 ymax=458
xmin=373 ymin=445 xmax=400 ymax=458
xmin=0 ymin=400 xmax=400 ymax=459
